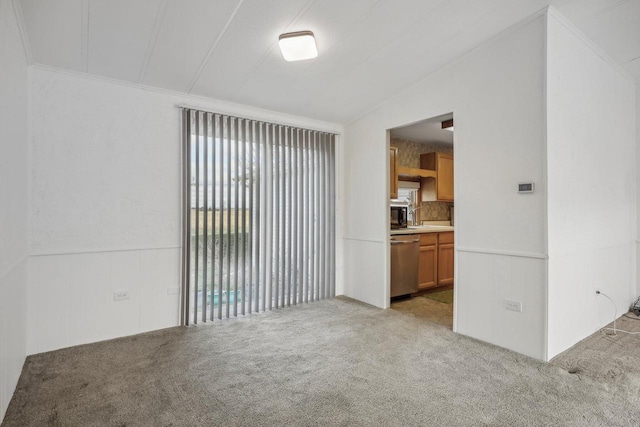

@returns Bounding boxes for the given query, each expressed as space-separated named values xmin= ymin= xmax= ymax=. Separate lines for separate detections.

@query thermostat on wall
xmin=518 ymin=182 xmax=535 ymax=193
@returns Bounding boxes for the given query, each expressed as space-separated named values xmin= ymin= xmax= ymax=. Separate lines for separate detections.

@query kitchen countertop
xmin=390 ymin=225 xmax=454 ymax=235
xmin=391 ymin=221 xmax=453 ymax=236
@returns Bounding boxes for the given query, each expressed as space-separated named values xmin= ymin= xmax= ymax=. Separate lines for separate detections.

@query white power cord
xmin=597 ymin=291 xmax=640 ymax=336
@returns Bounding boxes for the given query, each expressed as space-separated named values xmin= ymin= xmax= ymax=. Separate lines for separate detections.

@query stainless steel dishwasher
xmin=390 ymin=234 xmax=420 ymax=297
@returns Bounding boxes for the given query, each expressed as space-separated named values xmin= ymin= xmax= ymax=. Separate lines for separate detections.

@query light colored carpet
xmin=550 ymin=315 xmax=640 ymax=396
xmin=3 ymin=297 xmax=640 ymax=426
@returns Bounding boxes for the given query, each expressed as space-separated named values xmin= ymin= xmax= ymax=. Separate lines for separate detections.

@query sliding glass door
xmin=181 ymin=109 xmax=336 ymax=324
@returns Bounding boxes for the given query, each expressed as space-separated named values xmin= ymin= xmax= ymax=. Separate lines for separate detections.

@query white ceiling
xmin=391 ymin=113 xmax=454 ymax=145
xmin=17 ymin=0 xmax=640 ymax=124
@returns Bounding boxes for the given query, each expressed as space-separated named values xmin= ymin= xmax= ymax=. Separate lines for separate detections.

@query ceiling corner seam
xmin=81 ymin=0 xmax=89 ymax=73
xmin=11 ymin=0 xmax=34 ymax=65
xmin=186 ymin=0 xmax=245 ymax=94
xmin=137 ymin=0 xmax=169 ymax=84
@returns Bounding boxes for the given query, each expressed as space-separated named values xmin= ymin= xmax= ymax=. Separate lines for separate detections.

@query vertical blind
xmin=181 ymin=108 xmax=336 ymax=325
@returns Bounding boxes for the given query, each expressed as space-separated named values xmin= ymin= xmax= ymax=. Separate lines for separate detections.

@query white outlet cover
xmin=113 ymin=290 xmax=130 ymax=301
xmin=504 ymin=299 xmax=522 ymax=312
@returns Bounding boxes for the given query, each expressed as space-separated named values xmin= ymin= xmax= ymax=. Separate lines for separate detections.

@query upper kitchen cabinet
xmin=390 ymin=146 xmax=398 ymax=199
xmin=420 ymin=152 xmax=453 ymax=202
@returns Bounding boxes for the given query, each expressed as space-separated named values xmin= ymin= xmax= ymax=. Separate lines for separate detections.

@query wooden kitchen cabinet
xmin=390 ymin=146 xmax=398 ymax=199
xmin=420 ymin=152 xmax=454 ymax=202
xmin=437 ymin=232 xmax=454 ymax=286
xmin=416 ymin=232 xmax=454 ymax=291
xmin=418 ymin=234 xmax=437 ymax=290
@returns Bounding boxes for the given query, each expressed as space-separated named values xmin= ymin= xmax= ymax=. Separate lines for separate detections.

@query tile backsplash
xmin=391 ymin=137 xmax=453 ymax=222
xmin=392 ymin=138 xmax=453 ymax=168
xmin=420 ymin=201 xmax=452 ymax=221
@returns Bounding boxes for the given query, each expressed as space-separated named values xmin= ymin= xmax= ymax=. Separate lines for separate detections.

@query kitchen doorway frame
xmin=386 ymin=112 xmax=458 ymax=332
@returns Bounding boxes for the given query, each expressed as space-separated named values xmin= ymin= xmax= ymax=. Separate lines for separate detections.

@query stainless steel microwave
xmin=390 ymin=206 xmax=408 ymax=229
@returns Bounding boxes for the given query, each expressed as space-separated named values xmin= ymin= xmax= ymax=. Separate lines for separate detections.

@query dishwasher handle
xmin=390 ymin=238 xmax=420 ymax=245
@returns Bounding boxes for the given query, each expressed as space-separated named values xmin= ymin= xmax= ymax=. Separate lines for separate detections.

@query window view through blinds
xmin=181 ymin=109 xmax=336 ymax=324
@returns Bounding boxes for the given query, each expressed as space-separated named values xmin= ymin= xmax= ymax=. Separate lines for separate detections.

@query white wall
xmin=27 ymin=67 xmax=343 ymax=355
xmin=637 ymin=86 xmax=640 ymax=299
xmin=0 ymin=0 xmax=28 ymax=421
xmin=545 ymin=11 xmax=637 ymax=358
xmin=343 ymin=14 xmax=548 ymax=359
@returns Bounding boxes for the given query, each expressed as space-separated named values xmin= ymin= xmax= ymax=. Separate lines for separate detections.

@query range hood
xmin=397 ymin=166 xmax=436 ymax=179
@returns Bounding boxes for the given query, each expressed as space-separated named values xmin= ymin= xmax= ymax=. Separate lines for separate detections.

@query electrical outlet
xmin=113 ymin=290 xmax=130 ymax=301
xmin=167 ymin=287 xmax=180 ymax=295
xmin=504 ymin=299 xmax=522 ymax=312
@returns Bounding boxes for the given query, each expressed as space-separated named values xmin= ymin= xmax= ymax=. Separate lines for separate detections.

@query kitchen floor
xmin=390 ymin=294 xmax=453 ymax=329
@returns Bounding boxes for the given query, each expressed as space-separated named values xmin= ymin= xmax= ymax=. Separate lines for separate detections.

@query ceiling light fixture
xmin=278 ymin=31 xmax=318 ymax=62
xmin=441 ymin=119 xmax=454 ymax=132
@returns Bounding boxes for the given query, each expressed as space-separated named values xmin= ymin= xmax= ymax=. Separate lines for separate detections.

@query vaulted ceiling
xmin=17 ymin=0 xmax=640 ymax=123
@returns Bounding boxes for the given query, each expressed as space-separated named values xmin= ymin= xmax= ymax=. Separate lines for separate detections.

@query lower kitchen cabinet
xmin=437 ymin=243 xmax=454 ymax=286
xmin=417 ymin=231 xmax=454 ymax=291
xmin=418 ymin=234 xmax=437 ymax=290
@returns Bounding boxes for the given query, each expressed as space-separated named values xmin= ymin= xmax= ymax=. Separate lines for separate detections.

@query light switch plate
xmin=518 ymin=182 xmax=534 ymax=193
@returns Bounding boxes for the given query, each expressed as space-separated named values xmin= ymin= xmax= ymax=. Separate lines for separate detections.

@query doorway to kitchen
xmin=388 ymin=113 xmax=455 ymax=329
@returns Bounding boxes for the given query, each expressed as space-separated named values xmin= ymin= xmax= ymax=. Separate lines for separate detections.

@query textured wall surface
xmin=456 ymin=252 xmax=546 ymax=358
xmin=28 ymin=68 xmax=184 ymax=353
xmin=27 ymin=248 xmax=180 ymax=355
xmin=0 ymin=0 xmax=28 ymax=274
xmin=0 ymin=0 xmax=28 ymax=421
xmin=638 ymin=87 xmax=640 ymax=299
xmin=546 ymin=11 xmax=637 ymax=359
xmin=0 ymin=260 xmax=27 ymax=422
xmin=29 ymin=71 xmax=182 ymax=255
